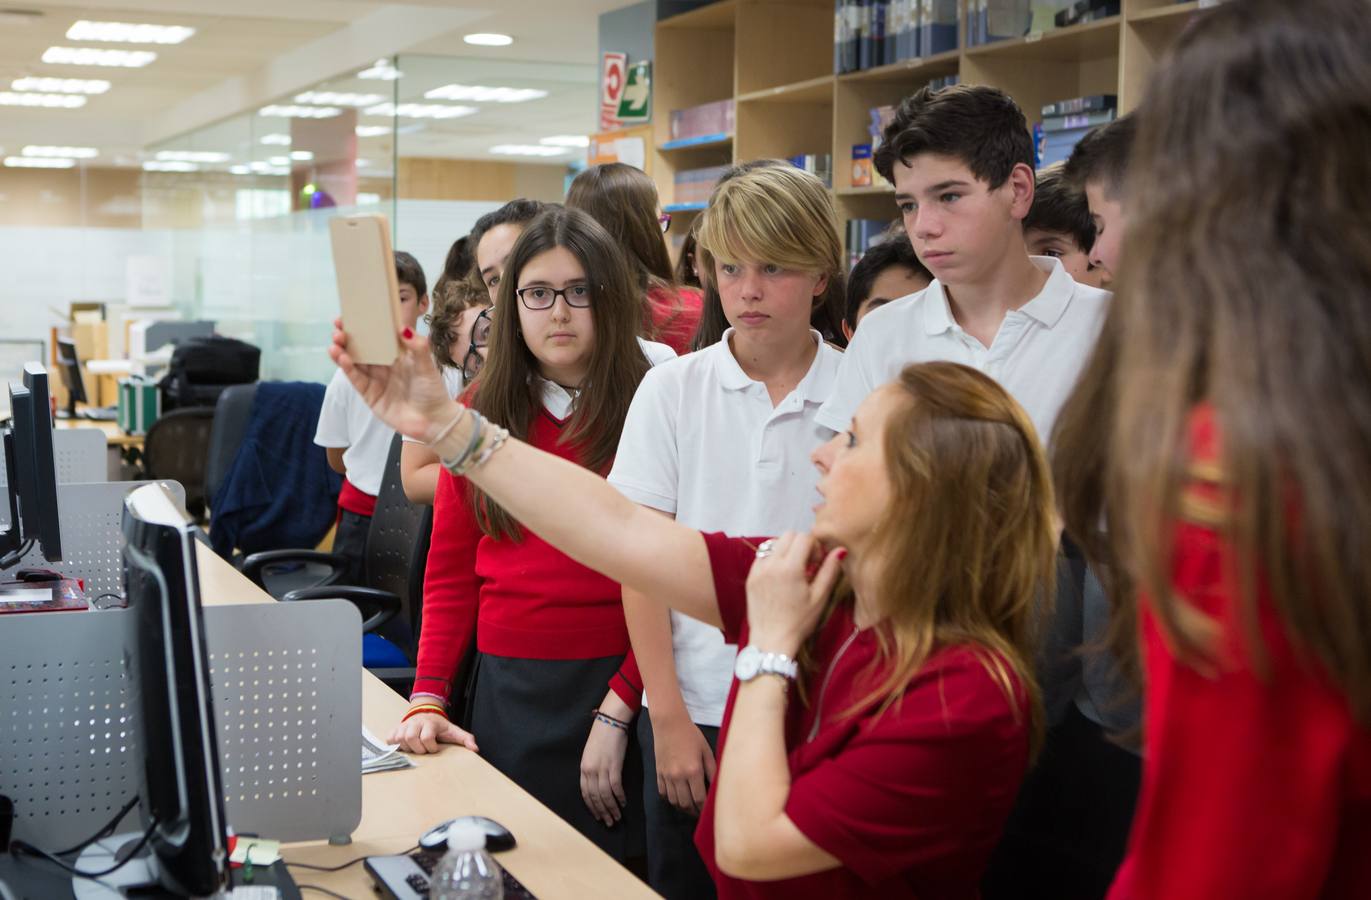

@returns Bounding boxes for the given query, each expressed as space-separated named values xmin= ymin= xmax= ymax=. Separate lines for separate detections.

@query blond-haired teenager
xmin=583 ymin=163 xmax=846 ymax=899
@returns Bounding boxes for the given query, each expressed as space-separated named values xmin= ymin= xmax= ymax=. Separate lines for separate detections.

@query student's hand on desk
xmin=329 ymin=318 xmax=460 ymax=444
xmin=388 ymin=712 xmax=479 ymax=755
xmin=652 ymin=709 xmax=717 ymax=816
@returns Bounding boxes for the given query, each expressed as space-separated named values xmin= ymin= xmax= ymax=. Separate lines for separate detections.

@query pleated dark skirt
xmin=466 ymin=652 xmax=646 ymax=862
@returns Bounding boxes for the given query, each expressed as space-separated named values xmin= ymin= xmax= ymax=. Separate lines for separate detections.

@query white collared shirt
xmin=314 ymin=368 xmax=395 ymax=495
xmin=815 ymin=257 xmax=1110 ymax=445
xmin=609 ymin=329 xmax=842 ymax=725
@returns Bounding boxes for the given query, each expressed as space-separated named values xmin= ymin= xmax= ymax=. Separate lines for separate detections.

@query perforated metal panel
xmin=0 ymin=427 xmax=109 ymax=528
xmin=1 ymin=600 xmax=363 ymax=849
xmin=8 ymin=481 xmax=184 ymax=601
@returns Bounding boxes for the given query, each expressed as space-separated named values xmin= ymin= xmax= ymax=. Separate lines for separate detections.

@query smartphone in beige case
xmin=330 ymin=214 xmax=402 ymax=365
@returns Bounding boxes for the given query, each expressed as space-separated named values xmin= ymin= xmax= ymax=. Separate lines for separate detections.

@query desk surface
xmin=194 ymin=543 xmax=658 ymax=900
xmin=54 ymin=417 xmax=143 ymax=449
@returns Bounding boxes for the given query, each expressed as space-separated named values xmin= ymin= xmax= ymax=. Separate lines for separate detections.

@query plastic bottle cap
xmin=445 ymin=822 xmax=487 ymax=852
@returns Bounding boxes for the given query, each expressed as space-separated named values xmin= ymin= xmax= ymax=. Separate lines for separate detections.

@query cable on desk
xmin=51 ymin=795 xmax=138 ymax=856
xmin=11 ymin=815 xmax=159 ymax=879
xmin=297 ymin=885 xmax=358 ymax=900
xmin=286 ymin=843 xmax=418 ymax=872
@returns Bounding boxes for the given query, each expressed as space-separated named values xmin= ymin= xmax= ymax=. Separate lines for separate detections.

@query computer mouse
xmin=418 ymin=815 xmax=516 ymax=853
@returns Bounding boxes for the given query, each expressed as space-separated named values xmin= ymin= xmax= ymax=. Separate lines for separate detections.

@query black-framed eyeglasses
xmin=516 ymin=284 xmax=592 ymax=310
xmin=659 ymin=212 xmax=672 ymax=233
xmin=462 ymin=307 xmax=492 ymax=381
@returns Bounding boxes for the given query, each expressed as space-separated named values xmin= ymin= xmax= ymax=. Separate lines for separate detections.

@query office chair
xmin=205 ymin=382 xmax=257 ymax=506
xmin=241 ymin=434 xmax=431 ymax=695
xmin=142 ymin=407 xmax=216 ymax=522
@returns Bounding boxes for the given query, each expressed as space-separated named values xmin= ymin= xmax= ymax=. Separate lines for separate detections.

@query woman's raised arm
xmin=329 ymin=322 xmax=722 ymax=628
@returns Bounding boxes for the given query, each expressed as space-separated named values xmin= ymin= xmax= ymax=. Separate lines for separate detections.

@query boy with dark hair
xmin=469 ymin=199 xmax=546 ymax=301
xmin=314 ymin=250 xmax=428 ymax=580
xmin=841 ymin=233 xmax=932 ymax=341
xmin=1025 ymin=163 xmax=1107 ymax=289
xmin=1063 ymin=114 xmax=1136 ymax=279
xmin=818 ymin=83 xmax=1110 ymax=450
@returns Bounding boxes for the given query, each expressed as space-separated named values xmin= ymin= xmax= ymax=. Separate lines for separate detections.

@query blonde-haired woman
xmin=330 ymin=315 xmax=1055 ymax=894
xmin=577 ymin=162 xmax=848 ymax=899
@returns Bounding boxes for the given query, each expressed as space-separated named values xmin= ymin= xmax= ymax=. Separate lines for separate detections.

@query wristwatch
xmin=733 ymin=646 xmax=798 ymax=683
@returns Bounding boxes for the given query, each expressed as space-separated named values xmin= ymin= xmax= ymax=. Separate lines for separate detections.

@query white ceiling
xmin=0 ymin=1 xmax=628 ymax=166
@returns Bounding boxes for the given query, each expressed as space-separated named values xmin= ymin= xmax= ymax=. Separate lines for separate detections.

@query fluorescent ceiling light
xmin=357 ymin=58 xmax=401 ymax=81
xmin=259 ymin=105 xmax=340 ymax=119
xmin=294 ymin=90 xmax=384 ymax=107
xmin=156 ymin=150 xmax=230 ymax=163
xmin=364 ymin=102 xmax=476 ymax=120
xmin=355 ymin=125 xmax=391 ymax=138
xmin=490 ymin=144 xmax=566 ymax=157
xmin=464 ymin=33 xmax=513 ymax=46
xmin=268 ymin=156 xmax=292 ymax=166
xmin=229 ymin=165 xmax=250 ymax=175
xmin=424 ymin=83 xmax=547 ymax=104
xmin=66 ymin=20 xmax=195 ymax=45
xmin=541 ymin=135 xmax=590 ymax=148
xmin=0 ymin=92 xmax=86 ymax=108
xmin=259 ymin=133 xmax=291 ymax=145
xmin=355 ymin=159 xmax=373 ymax=168
xmin=289 ymin=150 xmax=313 ymax=161
xmin=43 ymin=46 xmax=157 ymax=67
xmin=23 ymin=145 xmax=98 ymax=159
xmin=143 ymin=161 xmax=198 ymax=172
xmin=4 ymin=156 xmax=76 ymax=168
xmin=12 ymin=77 xmax=110 ymax=94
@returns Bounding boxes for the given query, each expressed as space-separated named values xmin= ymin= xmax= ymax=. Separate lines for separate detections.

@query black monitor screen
xmin=54 ymin=337 xmax=87 ymax=410
xmin=20 ymin=364 xmax=60 ymax=560
xmin=122 ymin=483 xmax=228 ymax=896
xmin=2 ymin=371 xmax=61 ymax=566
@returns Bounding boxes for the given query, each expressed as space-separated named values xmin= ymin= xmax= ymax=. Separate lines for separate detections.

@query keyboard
xmin=364 ymin=849 xmax=536 ymax=900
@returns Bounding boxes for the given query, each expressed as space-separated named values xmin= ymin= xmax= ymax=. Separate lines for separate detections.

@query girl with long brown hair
xmin=1051 ymin=0 xmax=1371 ymax=895
xmin=385 ymin=206 xmax=673 ymax=860
xmin=567 ymin=162 xmax=704 ymax=355
xmin=333 ymin=278 xmax=1058 ymax=896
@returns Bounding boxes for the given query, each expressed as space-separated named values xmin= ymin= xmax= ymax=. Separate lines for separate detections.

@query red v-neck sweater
xmin=412 ymin=408 xmax=639 ymax=705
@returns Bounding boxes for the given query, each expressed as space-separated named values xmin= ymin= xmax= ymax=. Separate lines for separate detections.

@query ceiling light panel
xmin=294 ymin=90 xmax=385 ymax=107
xmin=0 ymin=92 xmax=86 ymax=108
xmin=490 ymin=144 xmax=566 ymax=157
xmin=424 ymin=84 xmax=548 ymax=104
xmin=143 ymin=161 xmax=198 ymax=172
xmin=155 ymin=150 xmax=229 ymax=162
xmin=541 ymin=135 xmax=590 ymax=147
xmin=357 ymin=59 xmax=402 ymax=81
xmin=464 ymin=33 xmax=514 ymax=46
xmin=24 ymin=145 xmax=98 ymax=158
xmin=364 ymin=102 xmax=476 ymax=120
xmin=259 ymin=133 xmax=291 ymax=145
xmin=4 ymin=156 xmax=76 ymax=168
xmin=66 ymin=20 xmax=195 ymax=44
xmin=289 ymin=150 xmax=313 ymax=161
xmin=11 ymin=77 xmax=110 ymax=94
xmin=43 ymin=47 xmax=157 ymax=68
xmin=355 ymin=126 xmax=391 ymax=137
xmin=259 ymin=105 xmax=340 ymax=119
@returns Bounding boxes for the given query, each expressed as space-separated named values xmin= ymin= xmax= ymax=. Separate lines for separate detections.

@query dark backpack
xmin=159 ymin=335 xmax=261 ymax=412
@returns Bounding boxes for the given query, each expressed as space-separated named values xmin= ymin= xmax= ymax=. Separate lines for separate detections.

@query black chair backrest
xmin=365 ymin=434 xmax=429 ymax=653
xmin=206 ymin=382 xmax=257 ymax=505
xmin=143 ymin=407 xmax=216 ymax=519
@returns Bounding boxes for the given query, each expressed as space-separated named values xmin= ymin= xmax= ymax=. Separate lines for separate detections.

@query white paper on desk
xmin=362 ymin=726 xmax=415 ymax=774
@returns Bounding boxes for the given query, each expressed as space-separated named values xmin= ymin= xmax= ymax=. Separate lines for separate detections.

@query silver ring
xmin=754 ymin=539 xmax=776 ymax=559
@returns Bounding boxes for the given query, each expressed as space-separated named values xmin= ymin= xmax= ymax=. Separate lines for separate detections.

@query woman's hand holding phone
xmin=330 ymin=319 xmax=461 ymax=444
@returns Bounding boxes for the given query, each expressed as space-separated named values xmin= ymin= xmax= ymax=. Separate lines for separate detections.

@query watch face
xmin=734 ymin=646 xmax=761 ymax=681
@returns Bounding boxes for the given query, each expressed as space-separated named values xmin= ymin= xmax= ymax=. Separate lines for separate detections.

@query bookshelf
xmin=651 ymin=0 xmax=1212 ymax=235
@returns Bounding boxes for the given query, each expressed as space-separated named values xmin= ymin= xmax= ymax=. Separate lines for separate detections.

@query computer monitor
xmin=54 ymin=337 xmax=87 ymax=419
xmin=1 ymin=364 xmax=62 ymax=567
xmin=120 ymin=482 xmax=229 ymax=896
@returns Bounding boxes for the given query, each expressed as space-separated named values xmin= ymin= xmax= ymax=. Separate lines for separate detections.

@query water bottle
xmin=428 ymin=822 xmax=504 ymax=900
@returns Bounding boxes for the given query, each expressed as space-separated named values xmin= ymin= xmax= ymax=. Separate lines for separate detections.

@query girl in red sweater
xmin=386 ymin=206 xmax=664 ymax=860
xmin=567 ymin=162 xmax=703 ymax=356
xmin=1052 ymin=1 xmax=1371 ymax=896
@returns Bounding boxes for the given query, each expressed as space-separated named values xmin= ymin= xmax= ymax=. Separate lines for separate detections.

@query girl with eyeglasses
xmin=568 ymin=162 xmax=704 ymax=356
xmin=388 ymin=206 xmax=673 ymax=862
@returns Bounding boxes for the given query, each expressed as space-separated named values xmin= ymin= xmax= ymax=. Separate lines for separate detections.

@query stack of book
xmin=835 ymin=0 xmax=959 ymax=74
xmin=1033 ymin=94 xmax=1117 ymax=167
xmin=966 ymin=0 xmax=1118 ymax=47
xmin=788 ymin=154 xmax=834 ymax=189
xmin=667 ymin=99 xmax=735 ymax=146
xmin=672 ymin=164 xmax=732 ymax=208
xmin=845 ymin=219 xmax=897 ymax=269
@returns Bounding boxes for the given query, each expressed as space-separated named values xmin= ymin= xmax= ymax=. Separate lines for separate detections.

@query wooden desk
xmin=194 ymin=544 xmax=658 ymax=900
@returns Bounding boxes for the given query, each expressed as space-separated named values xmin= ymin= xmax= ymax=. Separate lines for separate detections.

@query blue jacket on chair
xmin=209 ymin=381 xmax=341 ymax=558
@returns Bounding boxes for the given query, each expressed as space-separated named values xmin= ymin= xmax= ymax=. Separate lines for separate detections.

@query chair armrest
xmin=240 ymin=549 xmax=349 ymax=592
xmin=282 ymin=585 xmax=400 ymax=634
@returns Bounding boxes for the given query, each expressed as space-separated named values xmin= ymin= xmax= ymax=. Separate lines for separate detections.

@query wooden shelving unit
xmin=652 ymin=0 xmax=1209 ymax=233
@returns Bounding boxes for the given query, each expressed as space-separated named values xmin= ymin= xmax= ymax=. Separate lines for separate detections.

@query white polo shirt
xmin=314 ymin=368 xmax=396 ymax=497
xmin=815 ymin=257 xmax=1110 ymax=446
xmin=609 ymin=330 xmax=841 ymax=726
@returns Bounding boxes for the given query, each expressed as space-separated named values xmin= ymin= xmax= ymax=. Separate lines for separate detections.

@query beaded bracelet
xmin=458 ymin=424 xmax=509 ymax=475
xmin=592 ymin=710 xmax=630 ymax=731
xmin=401 ymin=703 xmax=448 ymax=723
xmin=436 ymin=409 xmax=485 ymax=476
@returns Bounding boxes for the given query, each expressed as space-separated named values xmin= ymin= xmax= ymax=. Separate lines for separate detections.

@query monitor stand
xmin=67 ymin=835 xmax=301 ymax=899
